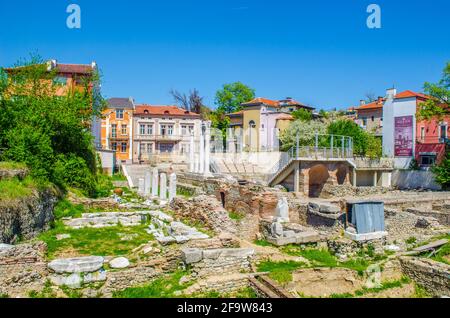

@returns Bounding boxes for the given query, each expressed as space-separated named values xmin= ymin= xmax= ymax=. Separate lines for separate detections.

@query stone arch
xmin=308 ymin=164 xmax=330 ymax=198
xmin=336 ymin=164 xmax=348 ymax=185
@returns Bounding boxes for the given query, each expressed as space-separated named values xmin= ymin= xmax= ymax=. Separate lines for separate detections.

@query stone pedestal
xmin=144 ymin=171 xmax=151 ymax=196
xmin=138 ymin=178 xmax=145 ymax=195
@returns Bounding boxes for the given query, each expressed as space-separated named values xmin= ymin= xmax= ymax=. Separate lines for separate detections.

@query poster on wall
xmin=394 ymin=116 xmax=413 ymax=157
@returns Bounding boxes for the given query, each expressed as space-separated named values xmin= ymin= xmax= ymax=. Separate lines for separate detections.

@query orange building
xmin=101 ymin=98 xmax=135 ymax=165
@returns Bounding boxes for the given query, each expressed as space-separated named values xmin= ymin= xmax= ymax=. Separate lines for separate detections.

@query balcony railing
xmin=134 ymin=134 xmax=183 ymax=141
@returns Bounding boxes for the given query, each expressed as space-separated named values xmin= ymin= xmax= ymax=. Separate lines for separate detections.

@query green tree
xmin=327 ymin=119 xmax=381 ymax=158
xmin=0 ymin=55 xmax=105 ymax=196
xmin=418 ymin=62 xmax=450 ymax=120
xmin=215 ymin=82 xmax=255 ymax=114
xmin=291 ymin=108 xmax=313 ymax=121
xmin=432 ymin=151 xmax=450 ymax=189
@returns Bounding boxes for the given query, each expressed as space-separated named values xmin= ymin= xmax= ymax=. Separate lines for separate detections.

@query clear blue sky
xmin=0 ymin=0 xmax=449 ymax=110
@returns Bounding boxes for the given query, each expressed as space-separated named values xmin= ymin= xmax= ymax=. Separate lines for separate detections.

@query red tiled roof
xmin=395 ymin=90 xmax=430 ymax=100
xmin=227 ymin=111 xmax=243 ymax=116
xmin=134 ymin=105 xmax=200 ymax=117
xmin=56 ymin=64 xmax=94 ymax=75
xmin=242 ymin=97 xmax=279 ymax=107
xmin=276 ymin=114 xmax=294 ymax=121
xmin=356 ymin=99 xmax=385 ymax=111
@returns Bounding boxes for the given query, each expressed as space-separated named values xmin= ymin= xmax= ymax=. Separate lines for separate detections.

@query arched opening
xmin=336 ymin=164 xmax=348 ymax=185
xmin=220 ymin=192 xmax=226 ymax=208
xmin=308 ymin=164 xmax=330 ymax=198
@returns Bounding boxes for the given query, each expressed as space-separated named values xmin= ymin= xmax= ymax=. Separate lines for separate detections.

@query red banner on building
xmin=394 ymin=116 xmax=413 ymax=157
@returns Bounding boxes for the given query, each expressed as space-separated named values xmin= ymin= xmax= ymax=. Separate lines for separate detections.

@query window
xmin=52 ymin=76 xmax=67 ymax=86
xmin=420 ymin=155 xmax=436 ymax=166
xmin=121 ymin=142 xmax=127 ymax=153
xmin=440 ymin=124 xmax=448 ymax=140
xmin=140 ymin=124 xmax=145 ymax=135
xmin=362 ymin=118 xmax=367 ymax=126
xmin=181 ymin=125 xmax=187 ymax=135
xmin=147 ymin=125 xmax=153 ymax=135
xmin=121 ymin=124 xmax=127 ymax=135
xmin=189 ymin=125 xmax=194 ymax=134
xmin=147 ymin=143 xmax=153 ymax=154
xmin=111 ymin=142 xmax=117 ymax=151
xmin=160 ymin=125 xmax=166 ymax=135
xmin=111 ymin=124 xmax=117 ymax=138
xmin=116 ymin=109 xmax=124 ymax=119
xmin=139 ymin=143 xmax=145 ymax=155
xmin=371 ymin=116 xmax=374 ymax=122
xmin=421 ymin=127 xmax=425 ymax=141
xmin=168 ymin=125 xmax=174 ymax=135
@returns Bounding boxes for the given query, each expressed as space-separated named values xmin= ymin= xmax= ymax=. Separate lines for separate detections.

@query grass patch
xmin=412 ymin=283 xmax=432 ymax=298
xmin=431 ymin=242 xmax=450 ymax=265
xmin=53 ymin=199 xmax=85 ymax=219
xmin=330 ymin=276 xmax=411 ymax=298
xmin=38 ymin=222 xmax=154 ymax=259
xmin=228 ymin=211 xmax=245 ymax=221
xmin=406 ymin=237 xmax=417 ymax=245
xmin=0 ymin=161 xmax=27 ymax=170
xmin=0 ymin=176 xmax=40 ymax=200
xmin=0 ymin=293 xmax=9 ymax=298
xmin=111 ymin=174 xmax=127 ymax=182
xmin=257 ymin=260 xmax=306 ymax=284
xmin=112 ymin=270 xmax=191 ymax=298
xmin=176 ymin=187 xmax=195 ymax=198
xmin=28 ymin=280 xmax=57 ymax=298
xmin=253 ymin=239 xmax=273 ymax=247
xmin=194 ymin=287 xmax=258 ymax=298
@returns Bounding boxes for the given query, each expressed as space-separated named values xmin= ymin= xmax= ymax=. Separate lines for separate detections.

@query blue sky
xmin=0 ymin=0 xmax=449 ymax=110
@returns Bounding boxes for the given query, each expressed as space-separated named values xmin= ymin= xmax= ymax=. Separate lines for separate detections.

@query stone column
xmin=199 ymin=124 xmax=205 ymax=174
xmin=294 ymin=162 xmax=300 ymax=193
xmin=138 ymin=178 xmax=145 ymax=195
xmin=144 ymin=170 xmax=151 ymax=196
xmin=373 ymin=171 xmax=378 ymax=187
xmin=353 ymin=169 xmax=357 ymax=187
xmin=204 ymin=121 xmax=211 ymax=176
xmin=151 ymin=167 xmax=159 ymax=197
xmin=169 ymin=172 xmax=177 ymax=202
xmin=189 ymin=131 xmax=195 ymax=172
xmin=159 ymin=173 xmax=167 ymax=202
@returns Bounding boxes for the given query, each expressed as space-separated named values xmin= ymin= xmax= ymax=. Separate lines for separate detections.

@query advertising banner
xmin=394 ymin=116 xmax=413 ymax=157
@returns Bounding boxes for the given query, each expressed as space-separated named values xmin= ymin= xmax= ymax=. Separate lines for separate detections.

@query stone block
xmin=283 ymin=230 xmax=296 ymax=238
xmin=156 ymin=236 xmax=177 ymax=246
xmin=48 ymin=256 xmax=104 ymax=274
xmin=295 ymin=231 xmax=320 ymax=243
xmin=109 ymin=257 xmax=130 ymax=269
xmin=267 ymin=236 xmax=297 ymax=246
xmin=84 ymin=270 xmax=107 ymax=283
xmin=181 ymin=248 xmax=203 ymax=264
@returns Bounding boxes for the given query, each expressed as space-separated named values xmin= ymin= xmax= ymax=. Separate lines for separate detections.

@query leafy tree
xmin=418 ymin=62 xmax=450 ymax=120
xmin=279 ymin=120 xmax=328 ymax=151
xmin=327 ymin=119 xmax=381 ymax=158
xmin=291 ymin=108 xmax=312 ymax=121
xmin=432 ymin=151 xmax=450 ymax=189
xmin=0 ymin=55 xmax=105 ymax=196
xmin=215 ymin=82 xmax=255 ymax=114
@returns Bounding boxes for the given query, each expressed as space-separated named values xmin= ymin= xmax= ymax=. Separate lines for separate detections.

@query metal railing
xmin=267 ymin=133 xmax=354 ymax=184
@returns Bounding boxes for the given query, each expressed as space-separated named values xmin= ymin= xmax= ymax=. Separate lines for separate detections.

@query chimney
xmin=285 ymin=97 xmax=293 ymax=101
xmin=47 ymin=59 xmax=57 ymax=71
xmin=360 ymin=100 xmax=366 ymax=106
xmin=377 ymin=96 xmax=383 ymax=103
xmin=91 ymin=61 xmax=97 ymax=69
xmin=386 ymin=88 xmax=397 ymax=100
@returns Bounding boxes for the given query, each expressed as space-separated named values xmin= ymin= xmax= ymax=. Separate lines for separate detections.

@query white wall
xmin=382 ymin=95 xmax=417 ymax=169
xmin=392 ymin=170 xmax=441 ymax=190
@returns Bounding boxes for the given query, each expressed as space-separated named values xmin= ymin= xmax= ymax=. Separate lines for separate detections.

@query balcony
xmin=109 ymin=133 xmax=130 ymax=141
xmin=134 ymin=134 xmax=183 ymax=142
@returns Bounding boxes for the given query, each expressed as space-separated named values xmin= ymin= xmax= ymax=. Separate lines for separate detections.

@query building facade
xmin=354 ymin=97 xmax=385 ymax=136
xmin=132 ymin=105 xmax=202 ymax=162
xmin=382 ymin=89 xmax=449 ymax=169
xmin=229 ymin=97 xmax=313 ymax=152
xmin=101 ymin=98 xmax=135 ymax=165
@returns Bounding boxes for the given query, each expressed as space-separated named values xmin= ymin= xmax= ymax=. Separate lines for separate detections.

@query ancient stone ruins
xmin=0 ymin=154 xmax=449 ymax=299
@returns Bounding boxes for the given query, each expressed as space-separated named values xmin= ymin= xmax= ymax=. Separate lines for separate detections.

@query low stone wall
xmin=0 ymin=188 xmax=59 ymax=244
xmin=322 ymin=184 xmax=391 ymax=198
xmin=182 ymin=248 xmax=254 ymax=279
xmin=392 ymin=170 xmax=442 ymax=191
xmin=405 ymin=208 xmax=450 ymax=226
xmin=0 ymin=167 xmax=29 ymax=180
xmin=399 ymin=257 xmax=450 ymax=297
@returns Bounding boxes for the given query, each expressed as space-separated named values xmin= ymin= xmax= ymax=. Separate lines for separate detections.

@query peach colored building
xmin=101 ymin=98 xmax=135 ymax=165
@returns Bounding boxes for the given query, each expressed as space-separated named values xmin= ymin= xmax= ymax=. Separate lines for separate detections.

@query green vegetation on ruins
xmin=0 ymin=55 xmax=107 ymax=198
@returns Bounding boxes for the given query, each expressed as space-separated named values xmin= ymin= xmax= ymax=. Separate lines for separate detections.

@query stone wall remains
xmin=399 ymin=257 xmax=450 ymax=297
xmin=0 ymin=188 xmax=59 ymax=244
